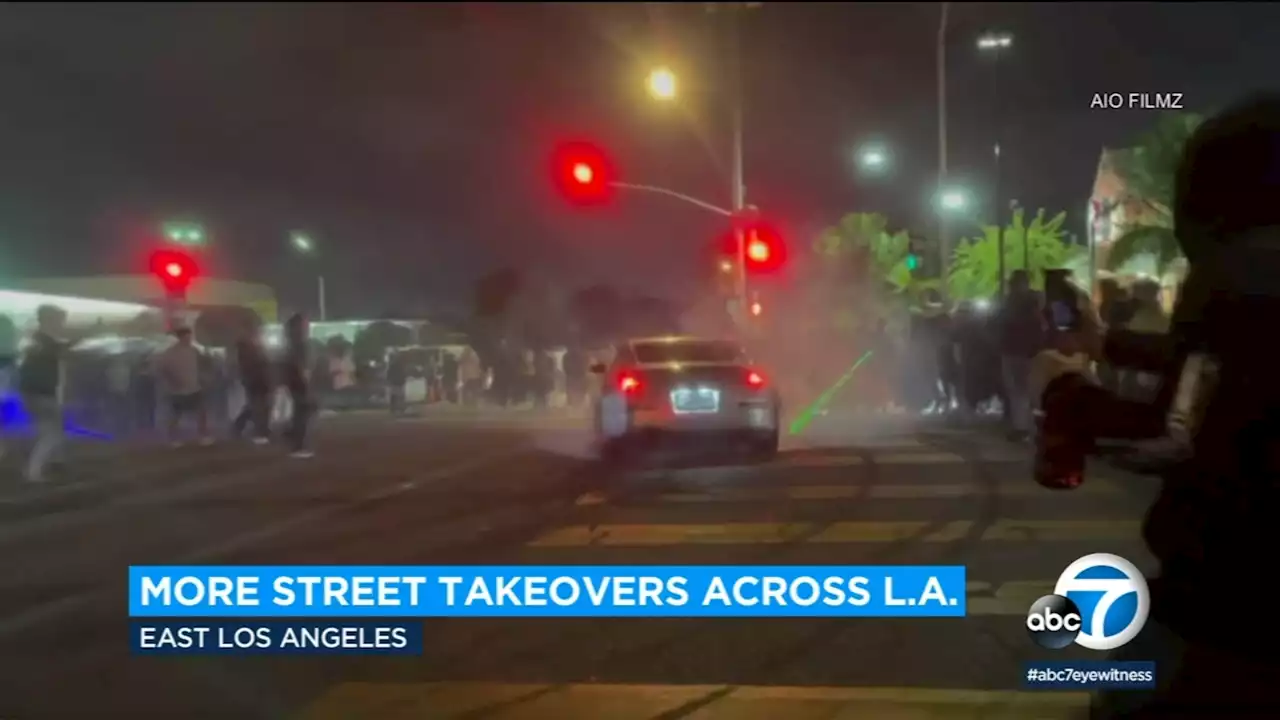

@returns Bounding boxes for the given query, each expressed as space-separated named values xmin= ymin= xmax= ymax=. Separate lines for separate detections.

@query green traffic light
xmin=906 ymin=255 xmax=920 ymax=271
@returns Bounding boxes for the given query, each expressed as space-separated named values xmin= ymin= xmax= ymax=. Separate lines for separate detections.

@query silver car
xmin=591 ymin=336 xmax=780 ymax=461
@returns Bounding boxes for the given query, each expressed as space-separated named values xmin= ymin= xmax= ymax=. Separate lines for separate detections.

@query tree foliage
xmin=948 ymin=208 xmax=1083 ymax=300
xmin=1106 ymin=112 xmax=1203 ymax=275
xmin=812 ymin=212 xmax=940 ymax=332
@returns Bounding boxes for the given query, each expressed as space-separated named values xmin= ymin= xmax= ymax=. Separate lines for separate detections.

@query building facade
xmin=10 ymin=275 xmax=278 ymax=323
xmin=1088 ymin=149 xmax=1185 ymax=304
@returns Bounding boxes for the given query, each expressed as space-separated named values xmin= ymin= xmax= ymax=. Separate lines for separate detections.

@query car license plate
xmin=671 ymin=385 xmax=720 ymax=414
xmin=748 ymin=407 xmax=772 ymax=427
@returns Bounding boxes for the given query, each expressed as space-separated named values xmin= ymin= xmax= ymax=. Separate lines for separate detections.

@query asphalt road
xmin=0 ymin=410 xmax=1160 ymax=719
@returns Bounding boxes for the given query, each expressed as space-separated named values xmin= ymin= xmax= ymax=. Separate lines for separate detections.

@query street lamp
xmin=644 ymin=46 xmax=752 ymax=323
xmin=164 ymin=222 xmax=205 ymax=246
xmin=978 ymin=30 xmax=1013 ymax=296
xmin=290 ymin=231 xmax=326 ymax=321
xmin=939 ymin=189 xmax=968 ymax=212
xmin=857 ymin=145 xmax=889 ymax=172
xmin=977 ymin=32 xmax=1013 ymax=51
xmin=646 ymin=67 xmax=678 ymax=101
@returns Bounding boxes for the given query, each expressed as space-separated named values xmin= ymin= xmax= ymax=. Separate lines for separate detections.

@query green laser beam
xmin=787 ymin=349 xmax=874 ymax=435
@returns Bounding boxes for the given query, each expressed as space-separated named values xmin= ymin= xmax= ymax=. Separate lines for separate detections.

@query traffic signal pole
xmin=609 ymin=183 xmax=733 ymax=217
xmin=728 ymin=1 xmax=749 ymax=321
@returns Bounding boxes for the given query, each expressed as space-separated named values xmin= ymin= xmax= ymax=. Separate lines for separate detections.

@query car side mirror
xmin=589 ymin=362 xmax=607 ymax=374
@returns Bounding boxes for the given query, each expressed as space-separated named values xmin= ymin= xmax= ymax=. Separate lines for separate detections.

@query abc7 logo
xmin=1026 ymin=553 xmax=1150 ymax=651
xmin=1026 ymin=594 xmax=1083 ymax=649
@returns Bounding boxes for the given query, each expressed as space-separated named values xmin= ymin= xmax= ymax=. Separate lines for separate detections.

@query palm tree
xmin=948 ymin=209 xmax=1083 ymax=300
xmin=813 ymin=212 xmax=938 ymax=323
xmin=1105 ymin=112 xmax=1202 ymax=277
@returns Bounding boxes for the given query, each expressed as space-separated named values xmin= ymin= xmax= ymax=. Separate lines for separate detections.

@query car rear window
xmin=633 ymin=341 xmax=743 ymax=364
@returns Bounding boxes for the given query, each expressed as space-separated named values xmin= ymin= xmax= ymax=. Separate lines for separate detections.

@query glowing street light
xmin=857 ymin=143 xmax=890 ymax=174
xmin=977 ymin=32 xmax=1013 ymax=51
xmin=290 ymin=231 xmax=325 ymax=320
xmin=939 ymin=189 xmax=969 ymax=212
xmin=290 ymin=232 xmax=314 ymax=253
xmin=646 ymin=67 xmax=678 ymax=101
xmin=163 ymin=222 xmax=205 ymax=246
xmin=860 ymin=149 xmax=887 ymax=168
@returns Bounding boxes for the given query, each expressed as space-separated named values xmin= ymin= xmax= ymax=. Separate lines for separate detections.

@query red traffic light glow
xmin=552 ymin=141 xmax=615 ymax=205
xmin=149 ymin=249 xmax=198 ymax=292
xmin=722 ymin=221 xmax=786 ymax=273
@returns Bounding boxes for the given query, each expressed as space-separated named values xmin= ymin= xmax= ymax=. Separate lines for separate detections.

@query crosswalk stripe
xmin=969 ymin=580 xmax=1058 ymax=615
xmin=527 ymin=519 xmax=1139 ymax=547
xmin=636 ymin=480 xmax=1118 ymax=503
xmin=783 ymin=452 xmax=966 ymax=466
xmin=298 ymin=681 xmax=1089 ymax=719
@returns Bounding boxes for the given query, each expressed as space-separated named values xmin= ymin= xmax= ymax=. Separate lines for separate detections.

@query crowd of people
xmin=382 ymin=342 xmax=600 ymax=413
xmin=846 ymin=269 xmax=1172 ymax=444
xmin=1 ymin=308 xmax=319 ymax=483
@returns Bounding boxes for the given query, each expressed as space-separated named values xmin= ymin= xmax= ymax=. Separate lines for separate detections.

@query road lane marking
xmin=528 ymin=519 xmax=1139 ymax=547
xmin=299 ymin=682 xmax=1088 ymax=720
xmin=810 ymin=520 xmax=973 ymax=543
xmin=980 ymin=519 xmax=1141 ymax=542
xmin=968 ymin=580 xmax=1058 ymax=616
xmin=784 ymin=451 xmax=967 ymax=467
xmin=0 ymin=446 xmax=529 ymax=639
xmin=0 ymin=456 xmax=301 ymax=547
xmin=643 ymin=480 xmax=1118 ymax=504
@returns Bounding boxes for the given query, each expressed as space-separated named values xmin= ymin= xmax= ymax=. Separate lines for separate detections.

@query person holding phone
xmin=1033 ymin=94 xmax=1280 ymax=718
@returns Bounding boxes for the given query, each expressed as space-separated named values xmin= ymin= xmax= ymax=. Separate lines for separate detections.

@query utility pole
xmin=937 ymin=2 xmax=951 ymax=292
xmin=709 ymin=2 xmax=760 ymax=324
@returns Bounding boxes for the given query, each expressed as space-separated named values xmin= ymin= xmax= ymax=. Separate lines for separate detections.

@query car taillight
xmin=618 ymin=372 xmax=641 ymax=394
xmin=746 ymin=370 xmax=766 ymax=389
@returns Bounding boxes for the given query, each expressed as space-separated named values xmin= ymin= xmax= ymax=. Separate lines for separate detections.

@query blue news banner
xmin=129 ymin=565 xmax=965 ymax=656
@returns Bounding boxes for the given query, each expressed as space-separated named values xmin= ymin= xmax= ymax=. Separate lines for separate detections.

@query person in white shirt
xmin=157 ymin=327 xmax=212 ymax=446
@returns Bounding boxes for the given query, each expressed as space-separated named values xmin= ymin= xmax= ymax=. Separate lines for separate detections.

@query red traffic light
xmin=722 ymin=220 xmax=786 ymax=273
xmin=747 ymin=235 xmax=771 ymax=263
xmin=149 ymin=249 xmax=198 ymax=295
xmin=552 ymin=141 xmax=615 ymax=205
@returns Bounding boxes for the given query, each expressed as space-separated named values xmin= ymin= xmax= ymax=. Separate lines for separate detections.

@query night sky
xmin=1 ymin=2 xmax=1277 ymax=317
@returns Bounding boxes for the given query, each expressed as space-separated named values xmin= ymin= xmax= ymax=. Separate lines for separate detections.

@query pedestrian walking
xmin=230 ymin=328 xmax=272 ymax=444
xmin=156 ymin=327 xmax=213 ymax=447
xmin=16 ymin=306 xmax=104 ymax=482
xmin=281 ymin=313 xmax=314 ymax=458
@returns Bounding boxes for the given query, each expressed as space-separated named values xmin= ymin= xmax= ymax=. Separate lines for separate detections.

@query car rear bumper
xmin=628 ymin=404 xmax=778 ymax=434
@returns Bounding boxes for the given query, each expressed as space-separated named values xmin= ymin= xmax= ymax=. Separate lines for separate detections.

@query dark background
xmin=0 ymin=2 xmax=1275 ymax=316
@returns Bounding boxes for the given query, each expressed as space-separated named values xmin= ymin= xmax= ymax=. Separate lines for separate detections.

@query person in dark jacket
xmin=280 ymin=313 xmax=314 ymax=458
xmin=441 ymin=352 xmax=459 ymax=404
xmin=996 ymin=270 xmax=1045 ymax=440
xmin=17 ymin=306 xmax=103 ymax=481
xmin=386 ymin=350 xmax=407 ymax=415
xmin=1076 ymin=94 xmax=1280 ymax=718
xmin=231 ymin=329 xmax=272 ymax=443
